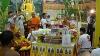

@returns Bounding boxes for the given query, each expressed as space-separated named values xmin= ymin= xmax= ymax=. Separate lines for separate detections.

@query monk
xmin=31 ymin=12 xmax=40 ymax=30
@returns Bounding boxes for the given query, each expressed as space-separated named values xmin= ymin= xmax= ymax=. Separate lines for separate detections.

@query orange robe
xmin=31 ymin=17 xmax=40 ymax=30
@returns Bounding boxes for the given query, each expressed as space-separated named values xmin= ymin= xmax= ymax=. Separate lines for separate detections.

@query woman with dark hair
xmin=0 ymin=31 xmax=20 ymax=56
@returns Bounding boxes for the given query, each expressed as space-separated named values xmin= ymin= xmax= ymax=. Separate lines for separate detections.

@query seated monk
xmin=31 ymin=12 xmax=40 ymax=30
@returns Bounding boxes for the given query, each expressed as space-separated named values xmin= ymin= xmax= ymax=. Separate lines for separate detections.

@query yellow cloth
xmin=15 ymin=36 xmax=27 ymax=44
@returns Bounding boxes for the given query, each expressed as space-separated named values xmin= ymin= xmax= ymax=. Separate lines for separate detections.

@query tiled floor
xmin=80 ymin=51 xmax=91 ymax=56
xmin=80 ymin=51 xmax=90 ymax=56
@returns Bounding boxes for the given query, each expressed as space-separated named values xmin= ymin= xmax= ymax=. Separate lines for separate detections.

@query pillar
xmin=94 ymin=0 xmax=99 ymax=48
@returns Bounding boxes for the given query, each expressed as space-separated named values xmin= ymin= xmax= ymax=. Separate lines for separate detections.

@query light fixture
xmin=90 ymin=9 xmax=96 ymax=14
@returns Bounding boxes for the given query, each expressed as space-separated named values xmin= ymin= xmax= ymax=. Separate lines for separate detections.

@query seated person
xmin=91 ymin=48 xmax=100 ymax=56
xmin=31 ymin=12 xmax=40 ymax=30
xmin=0 ymin=30 xmax=20 ymax=56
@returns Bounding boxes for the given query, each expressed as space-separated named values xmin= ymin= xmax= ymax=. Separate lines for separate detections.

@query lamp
xmin=90 ymin=9 xmax=96 ymax=14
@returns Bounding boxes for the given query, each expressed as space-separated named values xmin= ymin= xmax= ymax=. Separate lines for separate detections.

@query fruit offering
xmin=14 ymin=32 xmax=31 ymax=51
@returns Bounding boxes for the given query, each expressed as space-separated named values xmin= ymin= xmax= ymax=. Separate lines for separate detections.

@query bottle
xmin=64 ymin=49 xmax=68 ymax=56
xmin=47 ymin=48 xmax=51 ymax=56
xmin=67 ymin=49 xmax=72 ymax=56
xmin=56 ymin=49 xmax=59 ymax=56
xmin=51 ymin=48 xmax=55 ymax=56
xmin=62 ymin=27 xmax=71 ymax=47
xmin=59 ymin=48 xmax=63 ymax=56
xmin=36 ymin=46 xmax=38 ymax=56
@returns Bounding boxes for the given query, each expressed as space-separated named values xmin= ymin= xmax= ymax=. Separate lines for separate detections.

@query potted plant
xmin=0 ymin=0 xmax=10 ymax=31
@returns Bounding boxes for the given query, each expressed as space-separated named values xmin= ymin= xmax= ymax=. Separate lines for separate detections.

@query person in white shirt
xmin=41 ymin=13 xmax=47 ymax=29
xmin=6 ymin=11 xmax=16 ymax=31
xmin=78 ymin=27 xmax=91 ymax=56
xmin=91 ymin=48 xmax=100 ymax=56
xmin=87 ymin=16 xmax=91 ymax=24
xmin=27 ymin=30 xmax=37 ymax=42
xmin=16 ymin=17 xmax=25 ymax=35
xmin=78 ymin=27 xmax=91 ymax=48
xmin=16 ymin=11 xmax=25 ymax=35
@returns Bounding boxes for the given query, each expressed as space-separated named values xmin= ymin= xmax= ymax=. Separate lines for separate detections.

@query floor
xmin=79 ymin=51 xmax=91 ymax=56
xmin=83 ymin=52 xmax=90 ymax=56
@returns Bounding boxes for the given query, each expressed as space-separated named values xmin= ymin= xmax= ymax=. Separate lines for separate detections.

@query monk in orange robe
xmin=31 ymin=12 xmax=40 ymax=30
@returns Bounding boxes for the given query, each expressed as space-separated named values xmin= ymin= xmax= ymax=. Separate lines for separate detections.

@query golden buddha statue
xmin=21 ymin=0 xmax=35 ymax=21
